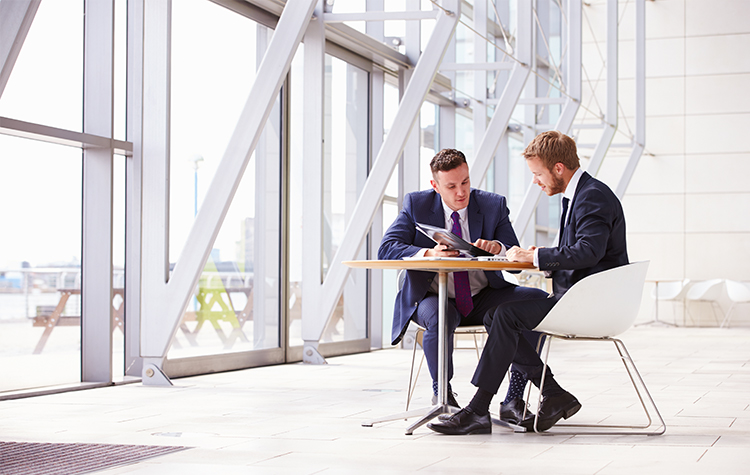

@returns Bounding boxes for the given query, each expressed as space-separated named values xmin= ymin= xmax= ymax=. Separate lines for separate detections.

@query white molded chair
xmin=530 ymin=261 xmax=666 ymax=435
xmin=722 ymin=280 xmax=750 ymax=328
xmin=685 ymin=279 xmax=725 ymax=326
xmin=651 ymin=279 xmax=692 ymax=325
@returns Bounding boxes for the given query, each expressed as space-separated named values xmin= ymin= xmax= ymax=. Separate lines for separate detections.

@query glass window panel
xmin=0 ymin=0 xmax=83 ymax=132
xmin=455 ymin=111 xmax=473 ymax=160
xmin=383 ymin=81 xmax=400 ymax=198
xmin=321 ymin=54 xmax=369 ymax=343
xmin=419 ymin=101 xmax=438 ymax=189
xmin=334 ymin=0 xmax=366 ymax=33
xmin=114 ymin=0 xmax=127 ymax=142
xmin=508 ymin=135 xmax=526 ymax=214
xmin=381 ymin=200 xmax=399 ymax=348
xmin=169 ymin=0 xmax=258 ymax=264
xmin=288 ymin=45 xmax=305 ymax=348
xmin=0 ymin=137 xmax=82 ymax=393
xmin=113 ymin=154 xmax=126 ymax=379
xmin=167 ymin=2 xmax=280 ymax=358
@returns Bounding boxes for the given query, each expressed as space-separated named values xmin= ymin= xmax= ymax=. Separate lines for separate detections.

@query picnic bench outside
xmin=31 ymin=288 xmax=124 ymax=354
xmin=31 ymin=270 xmax=256 ymax=354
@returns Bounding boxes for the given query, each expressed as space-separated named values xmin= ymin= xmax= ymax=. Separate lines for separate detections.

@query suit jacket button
xmin=414 ymin=302 xmax=418 ymax=307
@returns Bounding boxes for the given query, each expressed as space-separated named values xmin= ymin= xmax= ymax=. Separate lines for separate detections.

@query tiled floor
xmin=1 ymin=326 xmax=749 ymax=474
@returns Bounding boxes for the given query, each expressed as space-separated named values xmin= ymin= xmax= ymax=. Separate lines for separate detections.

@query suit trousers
xmin=471 ymin=295 xmax=559 ymax=394
xmin=413 ymin=284 xmax=548 ymax=387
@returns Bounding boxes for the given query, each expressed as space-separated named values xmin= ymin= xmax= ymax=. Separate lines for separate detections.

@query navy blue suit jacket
xmin=379 ymin=189 xmax=520 ymax=345
xmin=537 ymin=171 xmax=629 ymax=297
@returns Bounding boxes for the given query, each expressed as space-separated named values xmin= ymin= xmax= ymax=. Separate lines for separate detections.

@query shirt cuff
xmin=533 ymin=248 xmax=540 ymax=267
xmin=415 ymin=248 xmax=429 ymax=258
xmin=494 ymin=241 xmax=506 ymax=256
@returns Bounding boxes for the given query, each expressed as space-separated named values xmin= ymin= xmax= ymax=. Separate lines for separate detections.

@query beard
xmin=547 ymin=173 xmax=565 ymax=195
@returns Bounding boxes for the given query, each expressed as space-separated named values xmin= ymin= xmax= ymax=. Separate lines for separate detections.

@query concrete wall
xmin=585 ymin=0 xmax=750 ymax=325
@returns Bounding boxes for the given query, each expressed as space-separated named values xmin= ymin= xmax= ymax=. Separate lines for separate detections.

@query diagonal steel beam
xmin=511 ymin=0 xmax=582 ymax=239
xmin=0 ymin=0 xmax=41 ymax=99
xmin=304 ymin=1 xmax=461 ymax=345
xmin=140 ymin=0 xmax=318 ymax=370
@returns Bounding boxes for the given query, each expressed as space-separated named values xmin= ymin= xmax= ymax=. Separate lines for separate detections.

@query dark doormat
xmin=0 ymin=441 xmax=190 ymax=474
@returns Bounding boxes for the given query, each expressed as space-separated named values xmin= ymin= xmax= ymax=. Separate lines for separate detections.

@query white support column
xmin=82 ymin=0 xmax=115 ymax=382
xmin=367 ymin=0 xmax=385 ymax=349
xmin=0 ymin=0 xmax=41 ymax=99
xmin=342 ymin=64 xmax=370 ymax=341
xmin=139 ymin=0 xmax=172 ymax=384
xmin=300 ymin=0 xmax=326 ymax=364
xmin=140 ymin=0 xmax=317 ymax=383
xmin=470 ymin=1 xmax=532 ymax=186
xmin=125 ymin=0 xmax=144 ymax=377
xmin=587 ymin=0 xmax=618 ymax=176
xmin=615 ymin=0 xmax=645 ymax=198
xmin=303 ymin=1 xmax=460 ymax=351
xmin=254 ymin=25 xmax=282 ymax=348
xmin=511 ymin=0 xmax=582 ymax=239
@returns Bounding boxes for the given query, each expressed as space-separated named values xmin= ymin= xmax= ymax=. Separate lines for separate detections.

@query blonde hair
xmin=523 ymin=130 xmax=580 ymax=171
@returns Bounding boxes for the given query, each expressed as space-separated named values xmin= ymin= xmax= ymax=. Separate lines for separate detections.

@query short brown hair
xmin=430 ymin=149 xmax=467 ymax=179
xmin=523 ymin=130 xmax=580 ymax=171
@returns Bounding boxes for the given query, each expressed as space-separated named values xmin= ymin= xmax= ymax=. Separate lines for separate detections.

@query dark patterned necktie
xmin=559 ymin=197 xmax=570 ymax=245
xmin=451 ymin=211 xmax=473 ymax=317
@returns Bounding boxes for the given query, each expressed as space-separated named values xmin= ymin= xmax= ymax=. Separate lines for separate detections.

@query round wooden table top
xmin=343 ymin=259 xmax=537 ymax=272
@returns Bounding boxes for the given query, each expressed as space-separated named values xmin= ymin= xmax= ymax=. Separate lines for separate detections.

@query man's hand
xmin=473 ymin=239 xmax=502 ymax=255
xmin=425 ymin=243 xmax=461 ymax=257
xmin=506 ymin=245 xmax=536 ymax=263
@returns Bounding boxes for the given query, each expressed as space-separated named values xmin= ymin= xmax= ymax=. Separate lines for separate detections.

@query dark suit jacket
xmin=379 ymin=189 xmax=520 ymax=345
xmin=537 ymin=171 xmax=629 ymax=297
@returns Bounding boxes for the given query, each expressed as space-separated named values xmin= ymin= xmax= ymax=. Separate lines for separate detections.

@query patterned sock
xmin=502 ymin=370 xmax=527 ymax=404
xmin=432 ymin=380 xmax=453 ymax=396
xmin=467 ymin=388 xmax=494 ymax=416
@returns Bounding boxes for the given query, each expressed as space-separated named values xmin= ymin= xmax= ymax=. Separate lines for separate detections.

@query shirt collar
xmin=563 ymin=167 xmax=584 ymax=203
xmin=441 ymin=199 xmax=467 ymax=224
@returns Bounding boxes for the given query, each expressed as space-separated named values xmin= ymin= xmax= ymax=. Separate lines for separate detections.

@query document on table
xmin=414 ymin=222 xmax=494 ymax=257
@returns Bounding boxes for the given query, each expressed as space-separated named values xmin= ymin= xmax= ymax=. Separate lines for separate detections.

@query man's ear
xmin=430 ymin=179 xmax=440 ymax=194
xmin=554 ymin=162 xmax=565 ymax=176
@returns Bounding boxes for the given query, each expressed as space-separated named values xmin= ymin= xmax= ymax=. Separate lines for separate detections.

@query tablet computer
xmin=415 ymin=222 xmax=494 ymax=257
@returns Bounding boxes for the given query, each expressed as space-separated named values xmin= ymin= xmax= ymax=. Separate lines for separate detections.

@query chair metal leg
xmin=529 ymin=334 xmax=666 ymax=436
xmin=405 ymin=328 xmax=423 ymax=411
xmin=721 ymin=303 xmax=736 ymax=329
xmin=405 ymin=326 xmax=486 ymax=411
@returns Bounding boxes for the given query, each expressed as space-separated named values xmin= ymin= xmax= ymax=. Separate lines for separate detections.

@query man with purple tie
xmin=379 ymin=149 xmax=547 ymax=422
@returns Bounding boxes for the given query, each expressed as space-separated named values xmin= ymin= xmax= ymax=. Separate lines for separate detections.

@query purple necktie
xmin=451 ymin=211 xmax=473 ymax=317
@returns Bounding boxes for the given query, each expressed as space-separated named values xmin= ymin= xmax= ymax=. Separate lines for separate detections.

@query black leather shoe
xmin=434 ymin=392 xmax=460 ymax=422
xmin=499 ymin=397 xmax=535 ymax=425
xmin=427 ymin=407 xmax=492 ymax=435
xmin=521 ymin=391 xmax=581 ymax=432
